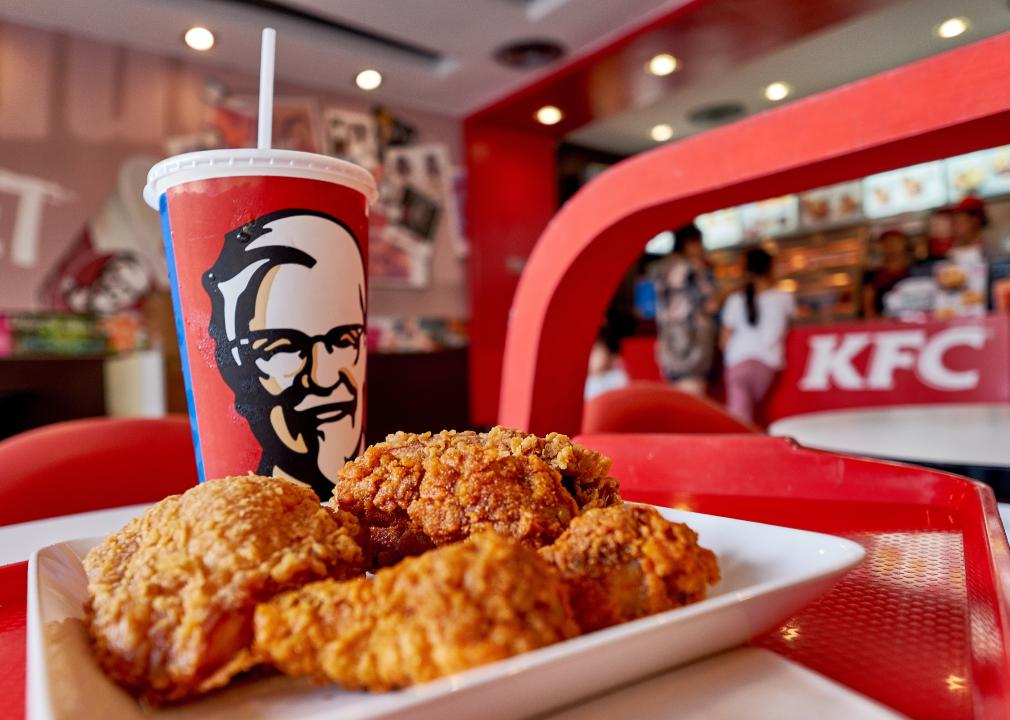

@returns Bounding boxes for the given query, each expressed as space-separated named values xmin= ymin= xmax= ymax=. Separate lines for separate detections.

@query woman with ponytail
xmin=720 ymin=247 xmax=795 ymax=423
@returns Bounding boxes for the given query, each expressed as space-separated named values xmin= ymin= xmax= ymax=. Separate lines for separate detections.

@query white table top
xmin=0 ymin=504 xmax=150 ymax=565
xmin=769 ymin=403 xmax=1010 ymax=467
xmin=547 ymin=647 xmax=906 ymax=719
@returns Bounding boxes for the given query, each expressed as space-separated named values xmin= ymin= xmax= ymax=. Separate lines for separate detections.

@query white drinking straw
xmin=258 ymin=27 xmax=276 ymax=150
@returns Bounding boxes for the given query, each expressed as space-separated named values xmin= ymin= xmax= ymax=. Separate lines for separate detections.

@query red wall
xmin=465 ymin=120 xmax=557 ymax=426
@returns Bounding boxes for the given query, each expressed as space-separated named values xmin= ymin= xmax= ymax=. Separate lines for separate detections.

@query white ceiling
xmin=0 ymin=0 xmax=694 ymax=117
xmin=568 ymin=0 xmax=1010 ymax=154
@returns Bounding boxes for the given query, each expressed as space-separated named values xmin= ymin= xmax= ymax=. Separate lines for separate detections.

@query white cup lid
xmin=143 ymin=148 xmax=378 ymax=209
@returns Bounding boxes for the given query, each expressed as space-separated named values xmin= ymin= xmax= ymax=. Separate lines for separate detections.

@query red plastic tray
xmin=576 ymin=433 xmax=1010 ymax=720
xmin=2 ymin=434 xmax=1009 ymax=719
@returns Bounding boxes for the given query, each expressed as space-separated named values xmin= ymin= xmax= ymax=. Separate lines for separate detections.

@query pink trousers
xmin=724 ymin=359 xmax=777 ymax=423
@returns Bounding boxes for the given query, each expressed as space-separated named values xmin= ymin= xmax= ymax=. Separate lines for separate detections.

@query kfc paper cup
xmin=144 ymin=148 xmax=377 ymax=499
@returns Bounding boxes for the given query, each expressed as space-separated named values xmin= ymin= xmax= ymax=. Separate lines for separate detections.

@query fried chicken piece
xmin=334 ymin=426 xmax=620 ymax=567
xmin=254 ymin=533 xmax=579 ymax=691
xmin=539 ymin=505 xmax=720 ymax=632
xmin=332 ymin=431 xmax=441 ymax=567
xmin=411 ymin=443 xmax=579 ymax=547
xmin=84 ymin=475 xmax=365 ymax=704
xmin=483 ymin=426 xmax=622 ymax=511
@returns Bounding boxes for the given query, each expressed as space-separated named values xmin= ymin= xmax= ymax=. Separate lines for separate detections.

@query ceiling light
xmin=183 ymin=27 xmax=215 ymax=52
xmin=535 ymin=105 xmax=563 ymax=126
xmin=764 ymin=81 xmax=791 ymax=102
xmin=689 ymin=101 xmax=745 ymax=125
xmin=650 ymin=124 xmax=675 ymax=142
xmin=935 ymin=17 xmax=969 ymax=39
xmin=647 ymin=53 xmax=679 ymax=77
xmin=355 ymin=69 xmax=383 ymax=91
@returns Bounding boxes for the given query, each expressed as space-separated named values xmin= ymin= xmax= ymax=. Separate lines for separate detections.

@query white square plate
xmin=27 ymin=507 xmax=864 ymax=720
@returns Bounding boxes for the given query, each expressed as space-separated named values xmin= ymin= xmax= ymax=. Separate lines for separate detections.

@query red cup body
xmin=159 ymin=174 xmax=368 ymax=499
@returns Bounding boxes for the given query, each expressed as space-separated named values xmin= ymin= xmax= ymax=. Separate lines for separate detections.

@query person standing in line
xmin=721 ymin=247 xmax=795 ymax=424
xmin=652 ymin=223 xmax=717 ymax=396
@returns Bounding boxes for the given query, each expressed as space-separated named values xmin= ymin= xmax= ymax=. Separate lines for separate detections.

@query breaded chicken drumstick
xmin=254 ymin=532 xmax=579 ymax=691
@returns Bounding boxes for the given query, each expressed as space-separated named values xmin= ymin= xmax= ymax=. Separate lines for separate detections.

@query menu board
xmin=798 ymin=181 xmax=862 ymax=230
xmin=945 ymin=145 xmax=1010 ymax=201
xmin=739 ymin=195 xmax=799 ymax=240
xmin=862 ymin=161 xmax=948 ymax=218
xmin=696 ymin=207 xmax=743 ymax=250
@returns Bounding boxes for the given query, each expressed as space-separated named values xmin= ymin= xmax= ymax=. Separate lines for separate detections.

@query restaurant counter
xmin=622 ymin=313 xmax=1010 ymax=422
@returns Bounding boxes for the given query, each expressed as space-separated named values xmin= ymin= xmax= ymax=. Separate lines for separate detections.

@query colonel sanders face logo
xmin=203 ymin=210 xmax=365 ymax=499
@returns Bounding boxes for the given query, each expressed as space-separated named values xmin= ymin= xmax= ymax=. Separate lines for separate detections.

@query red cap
xmin=954 ymin=196 xmax=985 ymax=213
xmin=953 ymin=195 xmax=988 ymax=227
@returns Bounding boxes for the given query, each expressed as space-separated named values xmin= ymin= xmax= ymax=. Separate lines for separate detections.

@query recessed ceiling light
xmin=536 ymin=105 xmax=563 ymax=126
xmin=183 ymin=27 xmax=215 ymax=52
xmin=647 ymin=53 xmax=679 ymax=77
xmin=935 ymin=17 xmax=969 ymax=39
xmin=688 ymin=101 xmax=745 ymax=125
xmin=650 ymin=124 xmax=675 ymax=142
xmin=355 ymin=69 xmax=383 ymax=91
xmin=764 ymin=81 xmax=791 ymax=102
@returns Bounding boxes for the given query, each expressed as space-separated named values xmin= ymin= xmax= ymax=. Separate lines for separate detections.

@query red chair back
xmin=582 ymin=382 xmax=757 ymax=435
xmin=619 ymin=337 xmax=664 ymax=382
xmin=0 ymin=416 xmax=198 ymax=526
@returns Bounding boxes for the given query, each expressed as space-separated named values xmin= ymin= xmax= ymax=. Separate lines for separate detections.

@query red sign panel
xmin=765 ymin=316 xmax=1010 ymax=421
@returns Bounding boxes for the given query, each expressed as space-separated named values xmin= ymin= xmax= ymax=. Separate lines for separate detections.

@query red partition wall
xmin=621 ymin=336 xmax=664 ymax=382
xmin=464 ymin=121 xmax=558 ymax=426
xmin=497 ymin=32 xmax=1010 ymax=435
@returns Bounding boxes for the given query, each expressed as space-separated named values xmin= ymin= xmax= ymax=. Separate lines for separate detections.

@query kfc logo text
xmin=799 ymin=326 xmax=989 ymax=392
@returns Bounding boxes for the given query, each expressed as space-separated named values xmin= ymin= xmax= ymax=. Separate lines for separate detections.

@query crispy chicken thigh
xmin=333 ymin=426 xmax=620 ymax=567
xmin=83 ymin=475 xmax=365 ymax=703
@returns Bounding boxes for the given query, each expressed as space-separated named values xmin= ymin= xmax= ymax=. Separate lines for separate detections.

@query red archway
xmin=499 ymin=32 xmax=1010 ymax=434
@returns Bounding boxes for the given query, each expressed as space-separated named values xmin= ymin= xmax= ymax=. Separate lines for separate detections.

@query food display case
xmin=709 ymin=226 xmax=869 ymax=324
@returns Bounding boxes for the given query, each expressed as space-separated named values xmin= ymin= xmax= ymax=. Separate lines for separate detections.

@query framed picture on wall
xmin=400 ymin=186 xmax=441 ymax=241
xmin=322 ymin=108 xmax=380 ymax=171
xmin=272 ymin=99 xmax=324 ymax=153
xmin=224 ymin=96 xmax=324 ymax=152
xmin=367 ymin=143 xmax=461 ymax=288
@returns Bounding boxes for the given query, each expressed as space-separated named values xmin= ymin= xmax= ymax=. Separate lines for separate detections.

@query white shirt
xmin=722 ymin=289 xmax=795 ymax=369
xmin=584 ymin=367 xmax=630 ymax=400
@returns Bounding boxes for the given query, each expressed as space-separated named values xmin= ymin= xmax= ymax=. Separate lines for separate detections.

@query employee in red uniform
xmin=952 ymin=195 xmax=989 ymax=253
xmin=863 ymin=229 xmax=912 ymax=318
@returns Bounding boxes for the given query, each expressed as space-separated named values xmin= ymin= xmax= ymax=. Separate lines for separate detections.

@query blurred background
xmin=0 ymin=0 xmax=1008 ymax=443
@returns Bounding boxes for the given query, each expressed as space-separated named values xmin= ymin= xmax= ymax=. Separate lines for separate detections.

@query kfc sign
xmin=765 ymin=317 xmax=1010 ymax=421
xmin=800 ymin=326 xmax=989 ymax=392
